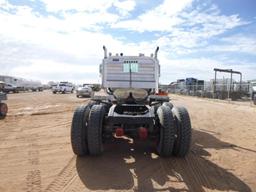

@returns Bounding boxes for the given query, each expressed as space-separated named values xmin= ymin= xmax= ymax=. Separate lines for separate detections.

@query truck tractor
xmin=71 ymin=46 xmax=191 ymax=157
xmin=0 ymin=82 xmax=8 ymax=118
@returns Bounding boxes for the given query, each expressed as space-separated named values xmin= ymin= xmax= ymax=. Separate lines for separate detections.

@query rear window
xmin=123 ymin=63 xmax=138 ymax=72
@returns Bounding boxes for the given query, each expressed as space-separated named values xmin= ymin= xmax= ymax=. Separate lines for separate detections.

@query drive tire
xmin=172 ymin=106 xmax=191 ymax=157
xmin=156 ymin=105 xmax=175 ymax=157
xmin=87 ymin=105 xmax=105 ymax=155
xmin=163 ymin=102 xmax=173 ymax=110
xmin=71 ymin=104 xmax=91 ymax=156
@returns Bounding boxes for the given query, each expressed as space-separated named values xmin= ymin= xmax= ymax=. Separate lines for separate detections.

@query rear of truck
xmin=71 ymin=46 xmax=192 ymax=158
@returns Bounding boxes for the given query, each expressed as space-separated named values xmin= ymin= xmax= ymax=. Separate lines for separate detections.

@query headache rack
xmin=100 ymin=46 xmax=160 ymax=93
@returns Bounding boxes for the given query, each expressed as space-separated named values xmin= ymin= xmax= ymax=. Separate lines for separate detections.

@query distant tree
xmin=48 ymin=81 xmax=58 ymax=86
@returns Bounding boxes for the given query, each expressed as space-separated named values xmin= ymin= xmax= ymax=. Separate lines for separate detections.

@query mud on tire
xmin=71 ymin=104 xmax=91 ymax=156
xmin=172 ymin=106 xmax=191 ymax=157
xmin=87 ymin=105 xmax=105 ymax=155
xmin=156 ymin=105 xmax=175 ymax=157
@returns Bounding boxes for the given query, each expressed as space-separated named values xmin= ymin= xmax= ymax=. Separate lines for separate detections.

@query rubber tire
xmin=0 ymin=103 xmax=8 ymax=117
xmin=71 ymin=104 xmax=92 ymax=156
xmin=87 ymin=105 xmax=105 ymax=155
xmin=156 ymin=105 xmax=175 ymax=157
xmin=163 ymin=102 xmax=173 ymax=110
xmin=172 ymin=106 xmax=191 ymax=157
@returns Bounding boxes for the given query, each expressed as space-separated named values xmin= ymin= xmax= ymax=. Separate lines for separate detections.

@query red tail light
xmin=138 ymin=127 xmax=148 ymax=140
xmin=115 ymin=127 xmax=124 ymax=137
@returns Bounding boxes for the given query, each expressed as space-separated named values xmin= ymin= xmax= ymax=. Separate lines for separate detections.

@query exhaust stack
xmin=155 ymin=46 xmax=159 ymax=59
xmin=154 ymin=46 xmax=159 ymax=59
xmin=103 ymin=45 xmax=107 ymax=59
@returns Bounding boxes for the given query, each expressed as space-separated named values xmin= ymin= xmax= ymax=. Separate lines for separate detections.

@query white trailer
xmin=0 ymin=75 xmax=43 ymax=92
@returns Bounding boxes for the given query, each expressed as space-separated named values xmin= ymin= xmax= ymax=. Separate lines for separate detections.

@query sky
xmin=0 ymin=0 xmax=255 ymax=84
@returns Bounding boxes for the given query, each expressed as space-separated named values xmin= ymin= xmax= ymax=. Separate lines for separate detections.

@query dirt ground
xmin=0 ymin=91 xmax=255 ymax=192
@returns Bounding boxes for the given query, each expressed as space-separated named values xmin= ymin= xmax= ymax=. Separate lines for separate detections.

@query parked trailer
xmin=0 ymin=75 xmax=43 ymax=92
xmin=71 ymin=46 xmax=192 ymax=157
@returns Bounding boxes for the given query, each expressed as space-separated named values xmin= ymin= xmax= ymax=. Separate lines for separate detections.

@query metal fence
xmin=167 ymin=82 xmax=253 ymax=101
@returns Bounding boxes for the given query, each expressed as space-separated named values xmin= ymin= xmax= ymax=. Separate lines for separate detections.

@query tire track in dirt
xmin=26 ymin=137 xmax=42 ymax=192
xmin=44 ymin=156 xmax=78 ymax=192
xmin=26 ymin=170 xmax=42 ymax=192
xmin=185 ymin=155 xmax=212 ymax=192
xmin=62 ymin=178 xmax=85 ymax=192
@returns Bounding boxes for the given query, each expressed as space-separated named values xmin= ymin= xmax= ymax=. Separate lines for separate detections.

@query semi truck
xmin=71 ymin=46 xmax=192 ymax=157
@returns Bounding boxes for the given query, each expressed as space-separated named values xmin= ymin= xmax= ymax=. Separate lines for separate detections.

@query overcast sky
xmin=0 ymin=0 xmax=255 ymax=84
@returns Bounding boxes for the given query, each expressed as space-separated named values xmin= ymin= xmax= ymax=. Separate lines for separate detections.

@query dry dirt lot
xmin=0 ymin=91 xmax=255 ymax=192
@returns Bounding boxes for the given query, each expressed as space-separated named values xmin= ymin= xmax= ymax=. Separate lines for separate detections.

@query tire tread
xmin=157 ymin=106 xmax=175 ymax=157
xmin=87 ymin=105 xmax=105 ymax=155
xmin=172 ymin=106 xmax=191 ymax=157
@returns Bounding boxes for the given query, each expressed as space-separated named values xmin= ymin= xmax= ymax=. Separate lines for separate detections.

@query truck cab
xmin=100 ymin=46 xmax=160 ymax=94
